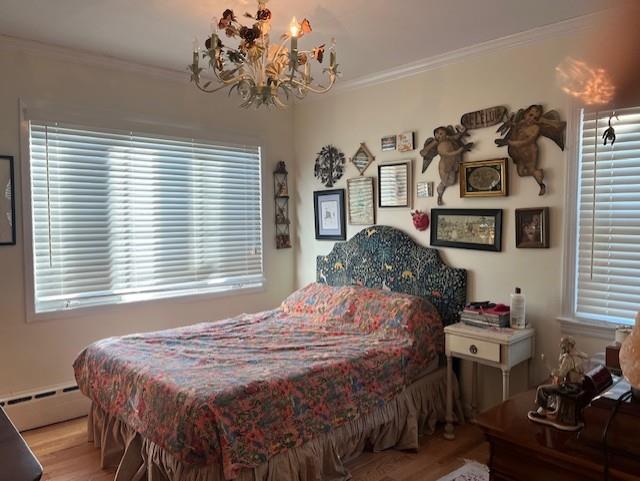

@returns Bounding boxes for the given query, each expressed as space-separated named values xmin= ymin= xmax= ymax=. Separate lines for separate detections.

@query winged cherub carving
xmin=495 ymin=105 xmax=566 ymax=195
xmin=420 ymin=125 xmax=474 ymax=205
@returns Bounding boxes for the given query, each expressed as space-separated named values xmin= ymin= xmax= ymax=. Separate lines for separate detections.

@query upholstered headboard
xmin=316 ymin=225 xmax=467 ymax=326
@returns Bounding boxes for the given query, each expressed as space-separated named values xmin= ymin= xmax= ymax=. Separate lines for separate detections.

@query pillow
xmin=281 ymin=283 xmax=356 ymax=322
xmin=340 ymin=285 xmax=444 ymax=379
xmin=341 ymin=285 xmax=439 ymax=334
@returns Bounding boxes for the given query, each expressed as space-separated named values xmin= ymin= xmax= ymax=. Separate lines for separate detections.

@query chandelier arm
xmin=193 ymin=81 xmax=235 ymax=94
xmin=287 ymin=74 xmax=336 ymax=94
xmin=193 ymin=73 xmax=253 ymax=93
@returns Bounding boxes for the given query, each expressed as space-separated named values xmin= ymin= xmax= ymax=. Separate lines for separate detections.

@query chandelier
xmin=188 ymin=0 xmax=339 ymax=108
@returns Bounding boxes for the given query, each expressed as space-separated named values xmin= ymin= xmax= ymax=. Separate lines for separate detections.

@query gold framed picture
xmin=459 ymin=158 xmax=508 ymax=198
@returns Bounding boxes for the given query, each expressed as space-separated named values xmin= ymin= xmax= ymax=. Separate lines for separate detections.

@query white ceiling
xmin=0 ymin=0 xmax=625 ymax=81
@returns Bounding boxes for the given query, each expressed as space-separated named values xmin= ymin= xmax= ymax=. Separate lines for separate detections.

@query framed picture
xmin=397 ymin=131 xmax=415 ymax=152
xmin=431 ymin=209 xmax=502 ymax=252
xmin=347 ymin=177 xmax=375 ymax=225
xmin=516 ymin=207 xmax=549 ymax=248
xmin=314 ymin=189 xmax=346 ymax=240
xmin=350 ymin=143 xmax=375 ymax=175
xmin=378 ymin=161 xmax=412 ymax=208
xmin=460 ymin=158 xmax=508 ymax=198
xmin=381 ymin=135 xmax=397 ymax=152
xmin=417 ymin=181 xmax=434 ymax=198
xmin=0 ymin=156 xmax=16 ymax=246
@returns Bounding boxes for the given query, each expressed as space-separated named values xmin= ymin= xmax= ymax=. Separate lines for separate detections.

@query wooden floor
xmin=23 ymin=417 xmax=488 ymax=481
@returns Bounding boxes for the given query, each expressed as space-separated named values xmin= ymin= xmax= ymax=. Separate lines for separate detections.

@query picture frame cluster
xmin=312 ymin=102 xmax=563 ymax=250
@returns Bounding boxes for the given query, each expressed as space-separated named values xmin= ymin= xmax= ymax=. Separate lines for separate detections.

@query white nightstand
xmin=444 ymin=322 xmax=535 ymax=440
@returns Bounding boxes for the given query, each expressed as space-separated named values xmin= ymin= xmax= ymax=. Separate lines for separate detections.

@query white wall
xmin=0 ymin=39 xmax=295 ymax=396
xmin=292 ymin=31 xmax=610 ymax=409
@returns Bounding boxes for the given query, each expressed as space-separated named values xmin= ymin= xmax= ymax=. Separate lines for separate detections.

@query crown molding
xmin=1 ymin=10 xmax=607 ymax=92
xmin=0 ymin=34 xmax=188 ymax=83
xmin=331 ymin=11 xmax=607 ymax=95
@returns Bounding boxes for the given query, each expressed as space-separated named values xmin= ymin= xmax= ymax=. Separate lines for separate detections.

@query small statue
xmin=551 ymin=336 xmax=588 ymax=384
xmin=495 ymin=105 xmax=566 ymax=196
xmin=420 ymin=125 xmax=473 ymax=206
xmin=528 ymin=337 xmax=590 ymax=431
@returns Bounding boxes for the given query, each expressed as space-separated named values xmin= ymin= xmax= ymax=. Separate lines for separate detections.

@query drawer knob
xmin=469 ymin=344 xmax=478 ymax=355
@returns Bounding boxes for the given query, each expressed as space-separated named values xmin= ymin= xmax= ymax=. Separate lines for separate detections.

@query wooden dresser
xmin=474 ymin=389 xmax=640 ymax=481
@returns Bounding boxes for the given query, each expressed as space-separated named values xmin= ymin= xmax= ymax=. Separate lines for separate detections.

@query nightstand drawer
xmin=448 ymin=335 xmax=501 ymax=363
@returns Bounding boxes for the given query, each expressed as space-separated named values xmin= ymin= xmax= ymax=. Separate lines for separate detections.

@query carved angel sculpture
xmin=420 ymin=125 xmax=473 ymax=205
xmin=495 ymin=105 xmax=566 ymax=195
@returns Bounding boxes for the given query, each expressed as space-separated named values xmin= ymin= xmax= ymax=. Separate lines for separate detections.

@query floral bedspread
xmin=74 ymin=285 xmax=443 ymax=479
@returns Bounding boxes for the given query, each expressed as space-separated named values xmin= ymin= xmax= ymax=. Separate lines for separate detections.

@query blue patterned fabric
xmin=316 ymin=225 xmax=467 ymax=325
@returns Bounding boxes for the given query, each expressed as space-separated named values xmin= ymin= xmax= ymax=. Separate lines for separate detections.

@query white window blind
xmin=576 ymin=106 xmax=640 ymax=324
xmin=28 ymin=122 xmax=263 ymax=314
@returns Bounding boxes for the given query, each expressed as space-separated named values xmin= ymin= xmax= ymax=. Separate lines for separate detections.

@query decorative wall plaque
xmin=349 ymin=143 xmax=375 ymax=175
xmin=495 ymin=105 xmax=566 ymax=196
xmin=461 ymin=106 xmax=508 ymax=130
xmin=314 ymin=145 xmax=345 ymax=187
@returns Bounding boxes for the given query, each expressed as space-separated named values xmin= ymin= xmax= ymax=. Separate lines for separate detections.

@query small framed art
xmin=314 ymin=189 xmax=346 ymax=240
xmin=381 ymin=135 xmax=397 ymax=152
xmin=378 ymin=161 xmax=412 ymax=208
xmin=431 ymin=208 xmax=502 ymax=252
xmin=0 ymin=155 xmax=16 ymax=245
xmin=460 ymin=158 xmax=508 ymax=198
xmin=417 ymin=181 xmax=434 ymax=198
xmin=515 ymin=207 xmax=549 ymax=248
xmin=350 ymin=143 xmax=375 ymax=175
xmin=397 ymin=131 xmax=415 ymax=152
xmin=347 ymin=177 xmax=375 ymax=225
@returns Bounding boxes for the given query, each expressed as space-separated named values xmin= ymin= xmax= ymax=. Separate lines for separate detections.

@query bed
xmin=74 ymin=225 xmax=467 ymax=481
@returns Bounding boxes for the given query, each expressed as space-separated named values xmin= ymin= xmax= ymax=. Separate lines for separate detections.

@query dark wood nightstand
xmin=474 ymin=389 xmax=640 ymax=481
xmin=0 ymin=407 xmax=42 ymax=481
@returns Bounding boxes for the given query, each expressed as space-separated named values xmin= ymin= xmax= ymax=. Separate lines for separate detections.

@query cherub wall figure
xmin=495 ymin=105 xmax=566 ymax=195
xmin=420 ymin=125 xmax=473 ymax=205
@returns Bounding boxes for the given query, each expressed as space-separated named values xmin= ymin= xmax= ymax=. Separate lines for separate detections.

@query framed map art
xmin=431 ymin=208 xmax=503 ymax=252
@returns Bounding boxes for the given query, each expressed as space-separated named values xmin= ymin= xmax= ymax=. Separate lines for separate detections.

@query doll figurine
xmin=544 ymin=336 xmax=588 ymax=385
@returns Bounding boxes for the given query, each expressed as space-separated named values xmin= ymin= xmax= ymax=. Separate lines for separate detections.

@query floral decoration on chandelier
xmin=188 ymin=0 xmax=339 ymax=108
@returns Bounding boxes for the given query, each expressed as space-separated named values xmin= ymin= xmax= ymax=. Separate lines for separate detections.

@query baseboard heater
xmin=0 ymin=382 xmax=90 ymax=432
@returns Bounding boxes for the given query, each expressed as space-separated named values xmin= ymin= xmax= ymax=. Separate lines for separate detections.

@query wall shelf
xmin=274 ymin=161 xmax=291 ymax=249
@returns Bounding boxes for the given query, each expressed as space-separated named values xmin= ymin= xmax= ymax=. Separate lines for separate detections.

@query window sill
xmin=26 ymin=283 xmax=265 ymax=324
xmin=556 ymin=316 xmax=619 ymax=341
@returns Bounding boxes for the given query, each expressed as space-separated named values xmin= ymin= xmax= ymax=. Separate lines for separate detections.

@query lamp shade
xmin=620 ymin=312 xmax=640 ymax=389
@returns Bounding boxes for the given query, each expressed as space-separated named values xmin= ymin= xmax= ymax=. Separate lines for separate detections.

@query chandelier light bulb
xmin=210 ymin=17 xmax=218 ymax=34
xmin=289 ymin=16 xmax=300 ymax=37
xmin=192 ymin=36 xmax=200 ymax=53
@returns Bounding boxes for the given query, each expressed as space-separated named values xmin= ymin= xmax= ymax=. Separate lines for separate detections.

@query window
xmin=574 ymin=106 xmax=640 ymax=325
xmin=28 ymin=122 xmax=263 ymax=315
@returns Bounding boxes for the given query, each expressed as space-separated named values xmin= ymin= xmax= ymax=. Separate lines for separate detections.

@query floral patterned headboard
xmin=316 ymin=225 xmax=467 ymax=326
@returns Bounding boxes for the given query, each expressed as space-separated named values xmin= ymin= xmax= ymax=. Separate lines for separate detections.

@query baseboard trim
xmin=1 ymin=383 xmax=90 ymax=432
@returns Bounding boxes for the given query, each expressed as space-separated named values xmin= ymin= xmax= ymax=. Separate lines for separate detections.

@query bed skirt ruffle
xmin=88 ymin=367 xmax=462 ymax=481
